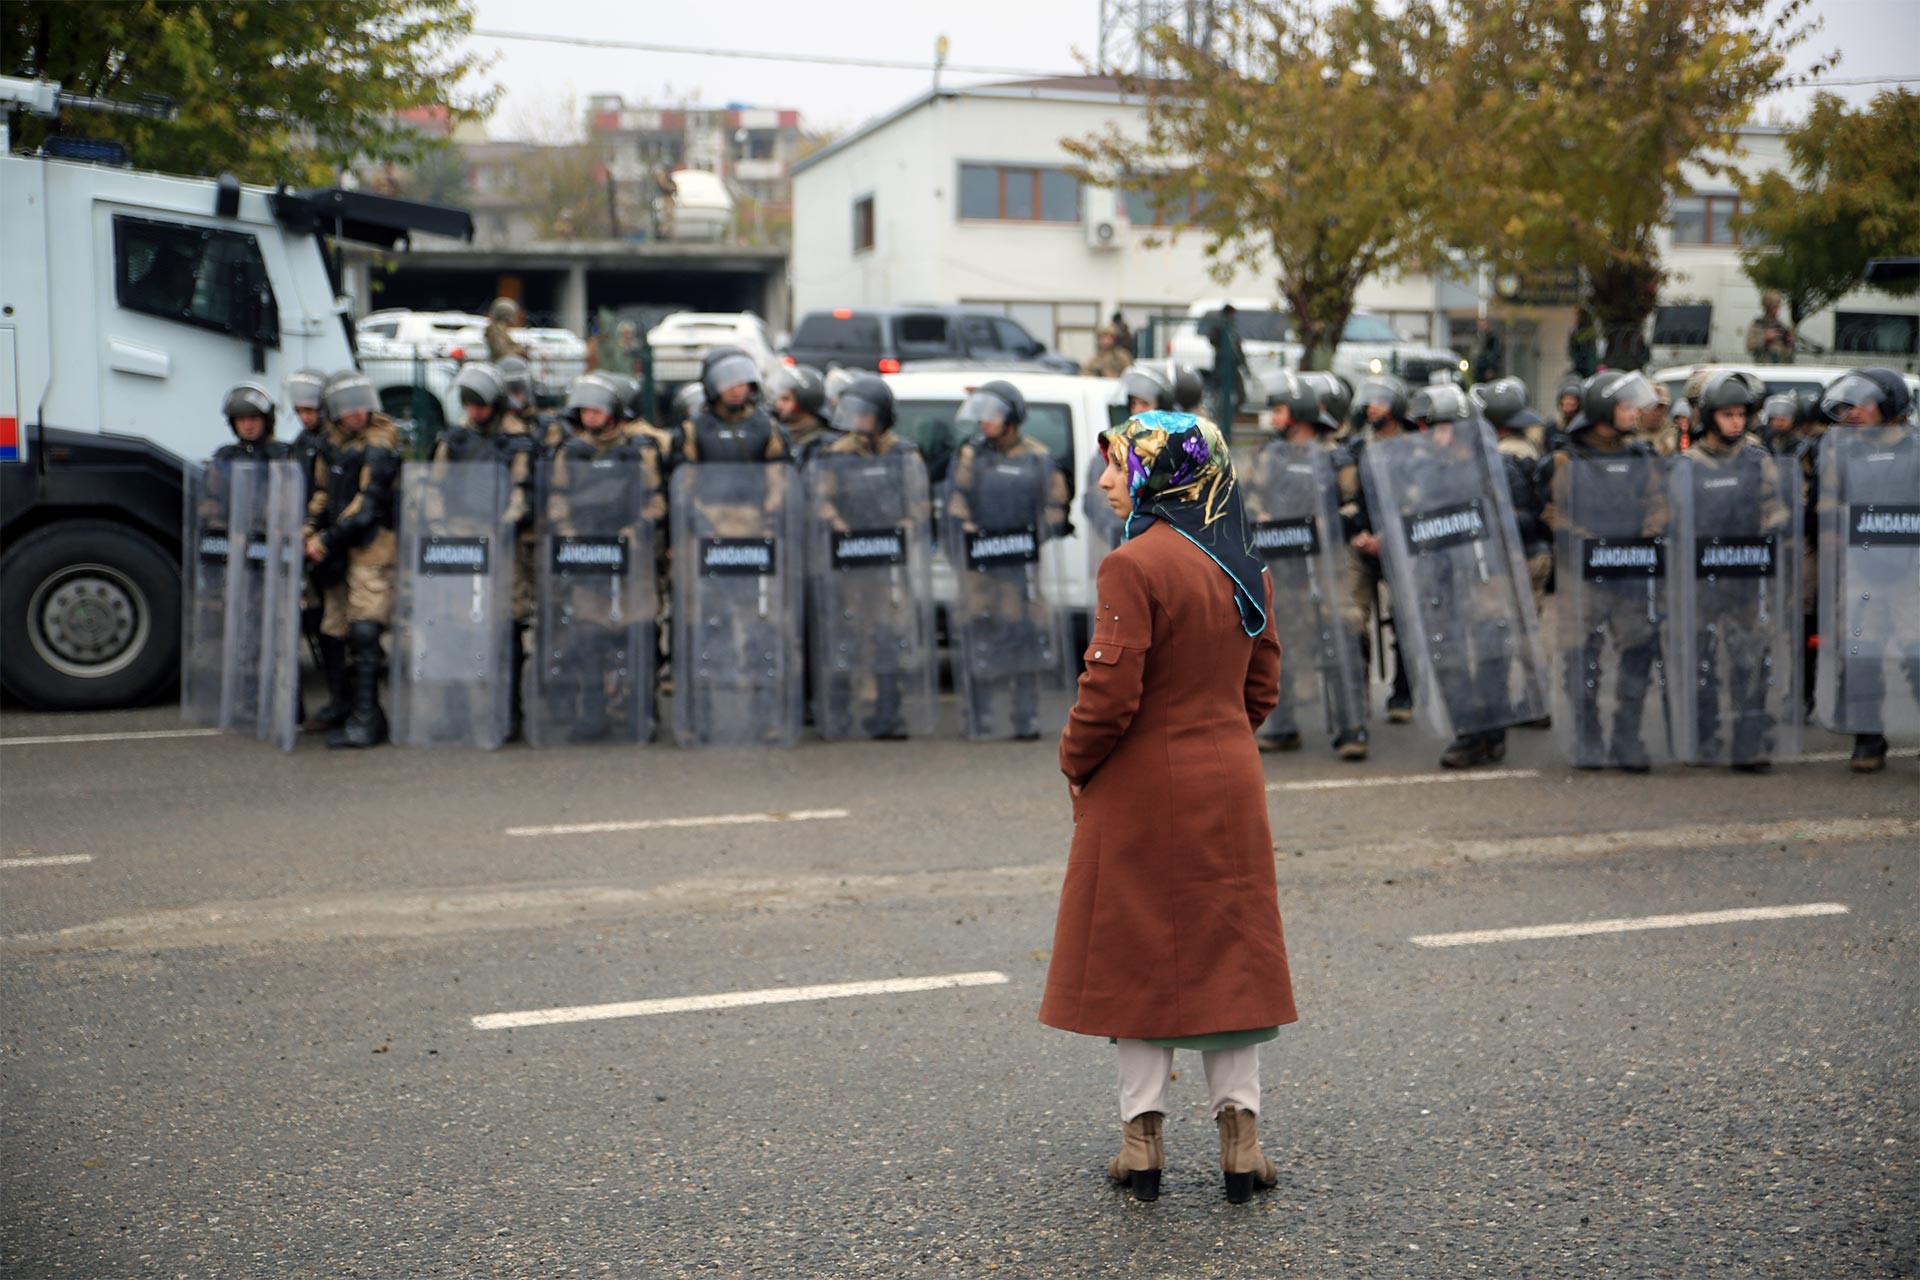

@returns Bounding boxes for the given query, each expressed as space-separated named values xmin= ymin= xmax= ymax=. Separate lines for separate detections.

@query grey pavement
xmin=1 ymin=697 xmax=1915 ymax=1278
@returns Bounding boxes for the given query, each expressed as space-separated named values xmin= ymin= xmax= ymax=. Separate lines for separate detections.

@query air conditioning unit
xmin=1085 ymin=187 xmax=1122 ymax=251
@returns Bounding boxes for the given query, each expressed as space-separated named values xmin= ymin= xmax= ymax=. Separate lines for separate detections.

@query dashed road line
xmin=0 ymin=854 xmax=94 ymax=870
xmin=505 ymin=808 xmax=851 ymax=838
xmin=0 ymin=728 xmax=223 ymax=747
xmin=472 ymin=970 xmax=1010 ymax=1031
xmin=1410 ymin=901 xmax=1850 ymax=948
xmin=1270 ymin=769 xmax=1539 ymax=793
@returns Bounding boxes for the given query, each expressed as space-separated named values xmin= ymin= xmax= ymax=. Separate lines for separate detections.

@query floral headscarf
xmin=1100 ymin=410 xmax=1268 ymax=636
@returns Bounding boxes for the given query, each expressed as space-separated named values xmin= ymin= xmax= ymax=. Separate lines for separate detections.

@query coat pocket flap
xmin=1082 ymin=643 xmax=1123 ymax=667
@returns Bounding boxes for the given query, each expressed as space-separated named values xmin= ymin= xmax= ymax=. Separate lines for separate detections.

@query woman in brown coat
xmin=1040 ymin=411 xmax=1299 ymax=1204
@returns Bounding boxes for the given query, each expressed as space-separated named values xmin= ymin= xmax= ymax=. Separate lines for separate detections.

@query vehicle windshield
xmin=1341 ymin=313 xmax=1405 ymax=343
xmin=1197 ymin=309 xmax=1292 ymax=344
xmin=894 ymin=398 xmax=1073 ymax=483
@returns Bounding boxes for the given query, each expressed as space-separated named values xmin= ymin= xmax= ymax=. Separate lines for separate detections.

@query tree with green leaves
xmin=1064 ymin=0 xmax=1453 ymax=370
xmin=1736 ymin=89 xmax=1920 ymax=337
xmin=1442 ymin=0 xmax=1825 ymax=369
xmin=4 ymin=0 xmax=495 ymax=185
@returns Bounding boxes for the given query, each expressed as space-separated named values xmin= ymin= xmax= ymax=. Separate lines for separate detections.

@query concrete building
xmin=792 ymin=76 xmax=1918 ymax=388
xmin=586 ymin=96 xmax=807 ymax=246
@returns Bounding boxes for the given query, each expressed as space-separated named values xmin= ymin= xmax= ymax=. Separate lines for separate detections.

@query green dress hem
xmin=1106 ymin=1026 xmax=1280 ymax=1051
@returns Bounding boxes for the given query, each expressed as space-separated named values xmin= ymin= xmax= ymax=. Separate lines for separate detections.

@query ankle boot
xmin=1107 ymin=1111 xmax=1163 ymax=1202
xmin=1215 ymin=1106 xmax=1277 ymax=1204
xmin=328 ymin=622 xmax=387 ymax=749
xmin=303 ymin=634 xmax=351 ymax=731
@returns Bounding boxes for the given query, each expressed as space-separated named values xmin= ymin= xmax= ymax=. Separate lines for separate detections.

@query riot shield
xmin=526 ymin=449 xmax=659 ymax=747
xmin=1082 ymin=448 xmax=1124 ymax=585
xmin=804 ymin=450 xmax=938 ymax=740
xmin=942 ymin=450 xmax=1068 ymax=740
xmin=1815 ymin=425 xmax=1920 ymax=738
xmin=1243 ymin=440 xmax=1369 ymax=740
xmin=1550 ymin=449 xmax=1675 ymax=768
xmin=670 ymin=462 xmax=804 ymax=747
xmin=217 ymin=463 xmax=273 ymax=734
xmin=390 ymin=460 xmax=517 ymax=748
xmin=1360 ymin=423 xmax=1549 ymax=742
xmin=181 ymin=461 xmax=235 ymax=726
xmin=255 ymin=461 xmax=307 ymax=751
xmin=1667 ymin=450 xmax=1803 ymax=765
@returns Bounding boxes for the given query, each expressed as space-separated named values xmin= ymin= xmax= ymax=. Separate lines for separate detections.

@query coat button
xmin=1094 ymin=650 xmax=1103 ymax=659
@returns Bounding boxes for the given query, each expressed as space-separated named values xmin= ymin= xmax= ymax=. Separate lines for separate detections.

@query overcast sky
xmin=466 ymin=0 xmax=1919 ymax=140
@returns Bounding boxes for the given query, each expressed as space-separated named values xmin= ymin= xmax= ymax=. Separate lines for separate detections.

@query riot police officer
xmin=1677 ymin=370 xmax=1792 ymax=771
xmin=282 ymin=370 xmax=337 ymax=724
xmin=284 ymin=370 xmax=332 ymax=484
xmin=495 ymin=355 xmax=557 ymax=451
xmin=304 ymin=372 xmax=403 ymax=749
xmin=1474 ymin=377 xmax=1553 ymax=622
xmin=678 ymin=347 xmax=789 ymax=464
xmin=1168 ymin=360 xmax=1207 ymax=414
xmin=809 ymin=376 xmax=935 ymax=739
xmin=1249 ymin=371 xmax=1369 ymax=759
xmin=214 ymin=383 xmax=293 ymax=462
xmin=1119 ymin=364 xmax=1176 ymax=417
xmin=535 ymin=373 xmax=665 ymax=743
xmin=1343 ymin=376 xmax=1417 ymax=723
xmin=1815 ymin=367 xmax=1918 ymax=772
xmin=945 ymin=379 xmax=1070 ymax=740
xmin=1541 ymin=370 xmax=1670 ymax=771
xmin=771 ymin=364 xmax=837 ymax=464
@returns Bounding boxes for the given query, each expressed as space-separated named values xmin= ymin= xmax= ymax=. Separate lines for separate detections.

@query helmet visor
xmin=1610 ymin=372 xmax=1658 ymax=413
xmin=284 ymin=375 xmax=325 ymax=411
xmin=957 ymin=389 xmax=1016 ymax=429
xmin=1359 ymin=378 xmax=1401 ymax=409
xmin=1760 ymin=393 xmax=1797 ymax=423
xmin=832 ymin=394 xmax=889 ymax=434
xmin=1820 ymin=373 xmax=1889 ymax=422
xmin=705 ymin=352 xmax=760 ymax=395
xmin=324 ymin=378 xmax=379 ymax=419
xmin=1120 ymin=367 xmax=1170 ymax=407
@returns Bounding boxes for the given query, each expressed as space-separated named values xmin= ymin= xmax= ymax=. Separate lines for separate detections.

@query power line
xmin=469 ymin=28 xmax=1078 ymax=78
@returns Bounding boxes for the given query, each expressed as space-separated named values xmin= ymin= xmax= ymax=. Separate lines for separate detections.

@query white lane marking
xmin=1271 ymin=768 xmax=1539 ymax=793
xmin=1795 ymin=748 xmax=1919 ymax=764
xmin=472 ymin=970 xmax=1010 ymax=1031
xmin=0 ymin=728 xmax=223 ymax=747
xmin=1411 ymin=901 xmax=1850 ymax=948
xmin=0 ymin=854 xmax=94 ymax=870
xmin=505 ymin=807 xmax=850 ymax=838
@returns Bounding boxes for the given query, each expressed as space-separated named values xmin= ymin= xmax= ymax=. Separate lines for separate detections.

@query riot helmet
xmin=494 ymin=355 xmax=535 ymax=403
xmin=1471 ymin=377 xmax=1529 ymax=430
xmin=1820 ymin=367 xmax=1913 ymax=424
xmin=770 ymin=364 xmax=827 ymax=419
xmin=700 ymin=347 xmax=761 ymax=404
xmin=222 ymin=381 xmax=277 ymax=439
xmin=603 ymin=373 xmax=645 ymax=422
xmin=323 ymin=372 xmax=379 ymax=425
xmin=1759 ymin=392 xmax=1798 ymax=428
xmin=452 ymin=362 xmax=509 ymax=421
xmin=823 ymin=366 xmax=857 ymax=411
xmin=284 ymin=369 xmax=327 ymax=413
xmin=1120 ymin=364 xmax=1175 ymax=413
xmin=488 ymin=296 xmax=519 ymax=325
xmin=1697 ymin=370 xmax=1763 ymax=439
xmin=1407 ymin=384 xmax=1472 ymax=429
xmin=1300 ymin=371 xmax=1354 ymax=427
xmin=831 ymin=375 xmax=895 ymax=435
xmin=564 ymin=372 xmax=622 ymax=434
xmin=1264 ymin=370 xmax=1322 ymax=426
xmin=1359 ymin=375 xmax=1409 ymax=424
xmin=1577 ymin=370 xmax=1658 ymax=434
xmin=959 ymin=380 xmax=1028 ymax=438
xmin=672 ymin=380 xmax=707 ymax=425
xmin=1167 ymin=360 xmax=1206 ymax=412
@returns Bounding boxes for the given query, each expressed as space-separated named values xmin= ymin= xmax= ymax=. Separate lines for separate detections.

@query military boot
xmin=1011 ymin=674 xmax=1041 ymax=741
xmin=1851 ymin=734 xmax=1889 ymax=773
xmin=303 ymin=634 xmax=351 ymax=732
xmin=864 ymin=673 xmax=909 ymax=741
xmin=1215 ymin=1106 xmax=1278 ymax=1204
xmin=1107 ymin=1111 xmax=1163 ymax=1203
xmin=328 ymin=621 xmax=388 ymax=749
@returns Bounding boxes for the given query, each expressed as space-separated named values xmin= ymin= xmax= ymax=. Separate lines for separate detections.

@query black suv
xmin=785 ymin=306 xmax=1079 ymax=374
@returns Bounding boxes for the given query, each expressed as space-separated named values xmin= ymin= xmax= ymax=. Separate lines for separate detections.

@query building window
xmin=957 ymin=164 xmax=1081 ymax=223
xmin=1653 ymin=304 xmax=1714 ymax=346
xmin=1833 ymin=311 xmax=1919 ymax=356
xmin=1121 ymin=186 xmax=1210 ymax=227
xmin=1670 ymin=193 xmax=1742 ymax=245
xmin=853 ymin=195 xmax=875 ymax=253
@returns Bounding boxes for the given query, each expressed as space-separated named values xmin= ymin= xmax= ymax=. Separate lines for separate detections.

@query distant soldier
xmin=304 ymin=373 xmax=402 ymax=749
xmin=1342 ymin=377 xmax=1417 ymax=724
xmin=1084 ymin=324 xmax=1133 ymax=379
xmin=1745 ymin=291 xmax=1795 ymax=364
xmin=484 ymin=296 xmax=527 ymax=361
xmin=770 ymin=364 xmax=838 ymax=464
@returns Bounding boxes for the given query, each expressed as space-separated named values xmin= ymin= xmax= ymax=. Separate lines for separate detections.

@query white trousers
xmin=1116 ymin=1038 xmax=1260 ymax=1122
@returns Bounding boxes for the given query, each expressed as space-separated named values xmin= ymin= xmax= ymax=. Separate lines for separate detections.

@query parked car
xmin=445 ymin=322 xmax=588 ymax=400
xmin=1165 ymin=299 xmax=1468 ymax=403
xmin=646 ymin=311 xmax=782 ymax=392
xmin=353 ymin=309 xmax=480 ymax=437
xmin=786 ymin=307 xmax=1080 ymax=375
xmin=1649 ymin=362 xmax=1920 ymax=414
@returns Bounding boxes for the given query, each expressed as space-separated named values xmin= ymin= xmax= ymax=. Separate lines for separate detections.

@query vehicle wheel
xmin=0 ymin=520 xmax=181 ymax=710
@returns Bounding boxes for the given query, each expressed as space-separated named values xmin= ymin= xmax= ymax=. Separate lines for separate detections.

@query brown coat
xmin=1039 ymin=522 xmax=1299 ymax=1040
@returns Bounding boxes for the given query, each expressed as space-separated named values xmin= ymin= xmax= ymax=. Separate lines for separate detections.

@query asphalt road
xmin=1 ymin=695 xmax=1915 ymax=1279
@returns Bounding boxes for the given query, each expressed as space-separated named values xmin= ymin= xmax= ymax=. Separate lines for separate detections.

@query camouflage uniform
xmin=308 ymin=414 xmax=403 ymax=637
xmin=1083 ymin=345 xmax=1133 ymax=378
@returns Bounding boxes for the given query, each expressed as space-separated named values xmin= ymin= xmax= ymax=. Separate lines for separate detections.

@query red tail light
xmin=1164 ymin=339 xmax=1173 ymax=355
xmin=781 ymin=354 xmax=796 ymax=367
xmin=878 ymin=358 xmax=901 ymax=374
xmin=448 ymin=347 xmax=465 ymax=361
xmin=833 ymin=308 xmax=854 ymax=319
